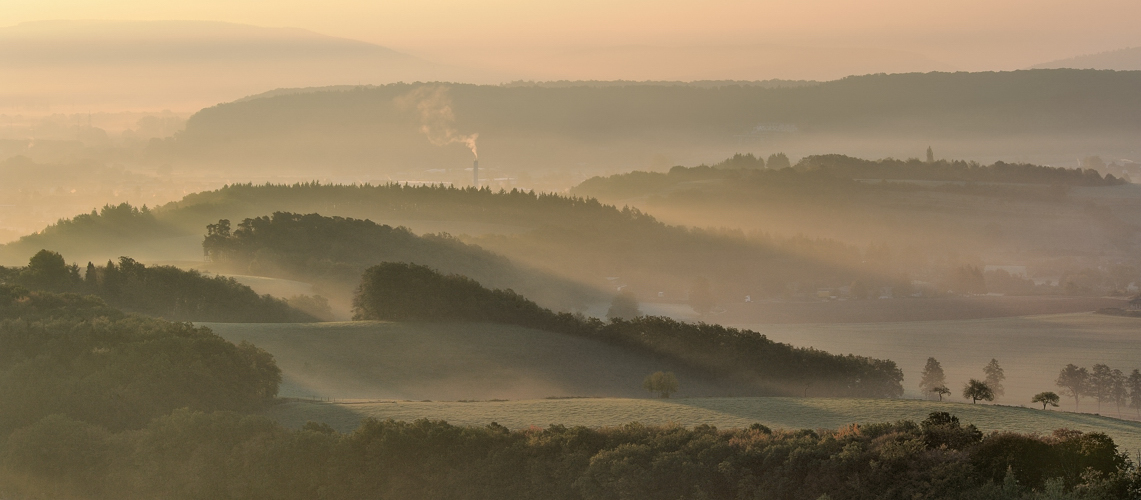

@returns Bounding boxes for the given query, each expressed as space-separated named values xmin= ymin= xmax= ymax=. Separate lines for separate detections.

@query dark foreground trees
xmin=0 ymin=285 xmax=281 ymax=434
xmin=3 ymin=410 xmax=1137 ymax=500
xmin=353 ymin=262 xmax=904 ymax=398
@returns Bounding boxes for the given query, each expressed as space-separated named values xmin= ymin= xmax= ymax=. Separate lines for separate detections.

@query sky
xmin=5 ymin=0 xmax=1140 ymax=72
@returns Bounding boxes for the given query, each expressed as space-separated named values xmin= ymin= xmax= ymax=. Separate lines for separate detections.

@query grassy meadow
xmin=209 ymin=311 xmax=1141 ymax=454
xmin=265 ymin=396 xmax=1141 ymax=455
xmin=205 ymin=321 xmax=727 ymax=401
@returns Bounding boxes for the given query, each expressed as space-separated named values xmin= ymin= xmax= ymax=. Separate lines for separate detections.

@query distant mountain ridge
xmin=0 ymin=20 xmax=494 ymax=111
xmin=1032 ymin=47 xmax=1141 ymax=71
xmin=147 ymin=70 xmax=1141 ymax=175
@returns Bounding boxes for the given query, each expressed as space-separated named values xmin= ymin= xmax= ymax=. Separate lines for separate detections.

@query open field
xmin=742 ymin=312 xmax=1141 ymax=410
xmin=205 ymin=321 xmax=726 ymax=401
xmin=265 ymin=396 xmax=1141 ymax=454
xmin=208 ymin=312 xmax=1141 ymax=416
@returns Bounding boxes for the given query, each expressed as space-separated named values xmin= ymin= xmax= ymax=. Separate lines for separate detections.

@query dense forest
xmin=354 ymin=262 xmax=903 ymax=398
xmin=5 ymin=409 xmax=1137 ymax=500
xmin=145 ymin=70 xmax=1141 ymax=173
xmin=0 ymin=249 xmax=315 ymax=322
xmin=0 ymin=286 xmax=281 ymax=434
xmin=201 ymin=211 xmax=599 ymax=310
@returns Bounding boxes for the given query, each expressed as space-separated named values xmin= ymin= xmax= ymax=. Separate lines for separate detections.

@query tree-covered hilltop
xmin=354 ymin=262 xmax=904 ymax=398
xmin=0 ymin=285 xmax=281 ymax=434
xmin=0 ymin=250 xmax=316 ymax=322
xmin=201 ymin=211 xmax=600 ymax=311
xmin=574 ymin=155 xmax=1123 ymax=200
xmin=569 ymin=154 xmax=1141 ymax=297
xmin=6 ymin=410 xmax=1136 ymax=500
xmin=1 ymin=186 xmax=875 ymax=307
xmin=794 ymin=154 xmax=1128 ymax=185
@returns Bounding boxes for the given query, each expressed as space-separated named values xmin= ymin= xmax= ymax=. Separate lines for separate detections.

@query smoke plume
xmin=396 ymin=85 xmax=478 ymax=158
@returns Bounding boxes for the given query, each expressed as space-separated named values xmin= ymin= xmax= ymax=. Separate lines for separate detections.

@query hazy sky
xmin=5 ymin=0 xmax=1140 ymax=72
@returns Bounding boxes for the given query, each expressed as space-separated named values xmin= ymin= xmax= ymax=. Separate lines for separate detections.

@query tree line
xmin=353 ymin=262 xmax=904 ymax=398
xmin=4 ymin=410 xmax=1137 ymax=500
xmin=1056 ymin=364 xmax=1141 ymax=416
xmin=0 ymin=249 xmax=315 ymax=322
xmin=918 ymin=358 xmax=1141 ymax=416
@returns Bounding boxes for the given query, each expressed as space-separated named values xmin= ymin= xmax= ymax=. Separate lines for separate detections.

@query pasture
xmin=205 ymin=321 xmax=727 ymax=401
xmin=266 ymin=396 xmax=1141 ymax=455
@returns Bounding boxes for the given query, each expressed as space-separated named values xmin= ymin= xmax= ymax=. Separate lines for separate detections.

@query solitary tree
xmin=926 ymin=146 xmax=935 ymax=163
xmin=984 ymin=359 xmax=1006 ymax=399
xmin=1032 ymin=392 xmax=1060 ymax=410
xmin=606 ymin=290 xmax=641 ymax=320
xmin=933 ymin=385 xmax=951 ymax=401
xmin=963 ymin=379 xmax=994 ymax=404
xmin=919 ymin=357 xmax=947 ymax=400
xmin=1056 ymin=364 xmax=1089 ymax=410
xmin=1129 ymin=369 xmax=1141 ymax=418
xmin=643 ymin=371 xmax=679 ymax=398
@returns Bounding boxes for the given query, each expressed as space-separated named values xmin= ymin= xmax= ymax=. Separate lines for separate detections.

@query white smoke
xmin=396 ymin=85 xmax=478 ymax=158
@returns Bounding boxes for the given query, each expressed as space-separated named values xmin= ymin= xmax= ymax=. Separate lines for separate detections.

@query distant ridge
xmin=1032 ymin=46 xmax=1141 ymax=71
xmin=0 ymin=20 xmax=495 ymax=111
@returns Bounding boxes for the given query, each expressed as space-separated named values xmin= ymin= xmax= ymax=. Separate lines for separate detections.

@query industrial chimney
xmin=473 ymin=159 xmax=479 ymax=186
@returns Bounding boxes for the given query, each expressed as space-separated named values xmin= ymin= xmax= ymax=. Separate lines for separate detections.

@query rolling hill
xmin=204 ymin=321 xmax=729 ymax=401
xmin=0 ymin=20 xmax=489 ymax=112
xmin=148 ymin=70 xmax=1141 ymax=176
xmin=1032 ymin=47 xmax=1141 ymax=71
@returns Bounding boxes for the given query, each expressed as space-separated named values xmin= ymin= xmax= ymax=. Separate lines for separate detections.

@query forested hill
xmin=0 ymin=250 xmax=316 ymax=323
xmin=1 ymin=187 xmax=874 ymax=310
xmin=0 ymin=185 xmax=651 ymax=264
xmin=354 ymin=262 xmax=904 ymax=398
xmin=573 ymin=155 xmax=1124 ymax=199
xmin=147 ymin=70 xmax=1141 ymax=171
xmin=201 ymin=211 xmax=600 ymax=311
